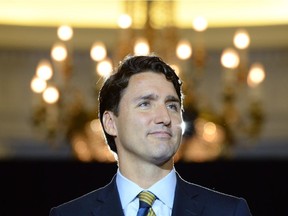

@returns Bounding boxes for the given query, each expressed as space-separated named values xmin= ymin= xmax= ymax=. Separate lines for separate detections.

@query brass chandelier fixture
xmin=30 ymin=1 xmax=265 ymax=162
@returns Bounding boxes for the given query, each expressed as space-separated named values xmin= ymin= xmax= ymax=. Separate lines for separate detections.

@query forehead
xmin=123 ymin=71 xmax=178 ymax=98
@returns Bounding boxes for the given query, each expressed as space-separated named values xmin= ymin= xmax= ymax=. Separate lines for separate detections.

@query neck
xmin=118 ymin=158 xmax=174 ymax=189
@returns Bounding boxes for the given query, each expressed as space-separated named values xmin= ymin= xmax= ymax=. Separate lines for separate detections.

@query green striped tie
xmin=136 ymin=191 xmax=156 ymax=216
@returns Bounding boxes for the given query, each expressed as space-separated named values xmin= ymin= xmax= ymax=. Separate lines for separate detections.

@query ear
xmin=102 ymin=111 xmax=118 ymax=136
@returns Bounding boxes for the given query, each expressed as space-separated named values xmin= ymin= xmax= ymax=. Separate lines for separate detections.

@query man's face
xmin=109 ymin=72 xmax=183 ymax=165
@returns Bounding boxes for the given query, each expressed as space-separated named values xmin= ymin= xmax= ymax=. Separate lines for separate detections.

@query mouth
xmin=148 ymin=130 xmax=172 ymax=139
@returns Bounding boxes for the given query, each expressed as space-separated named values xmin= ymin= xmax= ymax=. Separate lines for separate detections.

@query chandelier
xmin=30 ymin=1 xmax=265 ymax=162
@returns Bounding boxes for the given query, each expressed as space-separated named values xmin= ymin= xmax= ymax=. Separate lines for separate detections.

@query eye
xmin=138 ymin=101 xmax=151 ymax=108
xmin=167 ymin=102 xmax=180 ymax=111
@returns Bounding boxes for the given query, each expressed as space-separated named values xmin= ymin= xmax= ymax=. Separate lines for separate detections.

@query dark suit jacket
xmin=49 ymin=173 xmax=251 ymax=216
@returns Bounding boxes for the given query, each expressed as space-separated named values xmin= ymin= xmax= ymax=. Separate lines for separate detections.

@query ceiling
xmin=0 ymin=0 xmax=288 ymax=28
xmin=0 ymin=0 xmax=288 ymax=51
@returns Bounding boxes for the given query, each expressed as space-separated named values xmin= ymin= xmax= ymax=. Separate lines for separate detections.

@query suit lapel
xmin=172 ymin=174 xmax=204 ymax=216
xmin=90 ymin=173 xmax=204 ymax=216
xmin=91 ymin=176 xmax=124 ymax=216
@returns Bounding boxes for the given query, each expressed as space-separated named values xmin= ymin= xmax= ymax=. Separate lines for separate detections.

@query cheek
xmin=137 ymin=112 xmax=155 ymax=125
xmin=172 ymin=115 xmax=183 ymax=133
xmin=118 ymin=110 xmax=149 ymax=131
xmin=172 ymin=113 xmax=183 ymax=124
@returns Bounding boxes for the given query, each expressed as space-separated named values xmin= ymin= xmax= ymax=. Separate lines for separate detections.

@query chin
xmin=154 ymin=156 xmax=174 ymax=167
xmin=151 ymin=150 xmax=176 ymax=164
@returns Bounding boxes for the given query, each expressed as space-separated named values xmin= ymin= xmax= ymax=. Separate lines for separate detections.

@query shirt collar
xmin=149 ymin=168 xmax=177 ymax=209
xmin=116 ymin=168 xmax=177 ymax=210
xmin=116 ymin=169 xmax=143 ymax=209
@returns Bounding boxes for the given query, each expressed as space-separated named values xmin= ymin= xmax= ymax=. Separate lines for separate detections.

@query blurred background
xmin=0 ymin=0 xmax=287 ymax=215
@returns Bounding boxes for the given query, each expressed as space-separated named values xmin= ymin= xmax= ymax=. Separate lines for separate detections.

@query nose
xmin=154 ymin=105 xmax=171 ymax=126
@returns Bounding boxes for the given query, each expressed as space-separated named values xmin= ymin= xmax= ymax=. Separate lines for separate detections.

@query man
xmin=49 ymin=55 xmax=252 ymax=216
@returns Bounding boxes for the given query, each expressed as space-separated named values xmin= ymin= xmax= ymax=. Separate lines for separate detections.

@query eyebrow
xmin=165 ymin=95 xmax=180 ymax=104
xmin=133 ymin=93 xmax=180 ymax=103
xmin=133 ymin=93 xmax=158 ymax=103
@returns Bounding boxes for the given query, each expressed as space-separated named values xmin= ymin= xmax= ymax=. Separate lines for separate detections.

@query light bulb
xmin=36 ymin=60 xmax=53 ymax=80
xmin=234 ymin=29 xmax=250 ymax=49
xmin=51 ymin=43 xmax=67 ymax=62
xmin=134 ymin=38 xmax=150 ymax=55
xmin=96 ymin=59 xmax=113 ymax=77
xmin=221 ymin=48 xmax=240 ymax=69
xmin=247 ymin=63 xmax=265 ymax=87
xmin=117 ymin=14 xmax=132 ymax=29
xmin=57 ymin=25 xmax=73 ymax=41
xmin=31 ymin=77 xmax=47 ymax=93
xmin=43 ymin=86 xmax=59 ymax=104
xmin=193 ymin=16 xmax=208 ymax=32
xmin=176 ymin=40 xmax=192 ymax=60
xmin=90 ymin=42 xmax=107 ymax=62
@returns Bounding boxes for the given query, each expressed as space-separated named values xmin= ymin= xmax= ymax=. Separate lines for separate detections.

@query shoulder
xmin=49 ymin=176 xmax=117 ymax=216
xmin=176 ymin=173 xmax=242 ymax=200
xmin=175 ymin=173 xmax=251 ymax=215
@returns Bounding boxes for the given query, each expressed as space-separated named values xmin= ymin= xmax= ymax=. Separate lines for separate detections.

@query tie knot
xmin=138 ymin=191 xmax=156 ymax=207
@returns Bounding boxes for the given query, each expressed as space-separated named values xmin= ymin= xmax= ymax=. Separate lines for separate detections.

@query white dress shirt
xmin=116 ymin=168 xmax=177 ymax=216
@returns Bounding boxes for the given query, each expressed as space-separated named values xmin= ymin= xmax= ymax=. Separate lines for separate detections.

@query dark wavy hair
xmin=98 ymin=54 xmax=183 ymax=153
